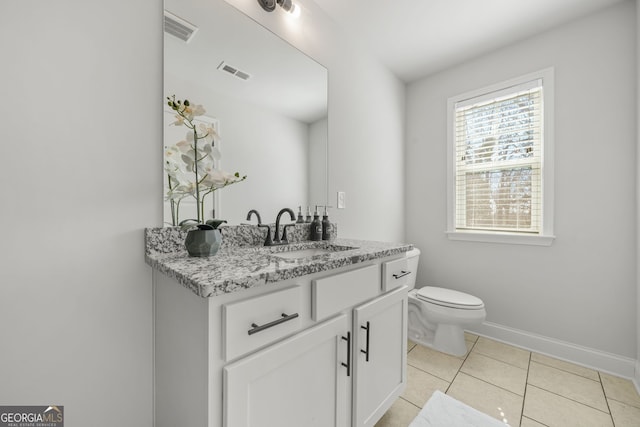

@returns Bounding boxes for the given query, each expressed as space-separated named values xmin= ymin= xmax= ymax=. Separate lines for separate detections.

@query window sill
xmin=446 ymin=230 xmax=555 ymax=246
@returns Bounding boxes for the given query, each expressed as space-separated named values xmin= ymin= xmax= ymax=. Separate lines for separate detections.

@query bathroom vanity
xmin=145 ymin=226 xmax=412 ymax=427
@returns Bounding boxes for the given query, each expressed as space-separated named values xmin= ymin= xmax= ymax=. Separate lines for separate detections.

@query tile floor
xmin=375 ymin=334 xmax=640 ymax=427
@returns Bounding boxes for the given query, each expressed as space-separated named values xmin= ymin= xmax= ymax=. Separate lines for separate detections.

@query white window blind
xmin=454 ymin=79 xmax=543 ymax=234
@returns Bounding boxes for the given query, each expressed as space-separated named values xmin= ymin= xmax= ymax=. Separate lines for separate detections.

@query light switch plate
xmin=337 ymin=191 xmax=345 ymax=209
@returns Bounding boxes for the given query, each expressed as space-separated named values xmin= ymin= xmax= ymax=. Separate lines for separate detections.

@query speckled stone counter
xmin=145 ymin=226 xmax=412 ymax=298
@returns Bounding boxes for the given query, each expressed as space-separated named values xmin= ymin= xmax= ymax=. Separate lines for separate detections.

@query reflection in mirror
xmin=164 ymin=0 xmax=328 ymax=226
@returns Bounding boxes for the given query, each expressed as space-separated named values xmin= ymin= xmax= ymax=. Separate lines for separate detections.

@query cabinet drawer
xmin=312 ymin=264 xmax=380 ymax=321
xmin=222 ymin=285 xmax=302 ymax=361
xmin=382 ymin=257 xmax=411 ymax=291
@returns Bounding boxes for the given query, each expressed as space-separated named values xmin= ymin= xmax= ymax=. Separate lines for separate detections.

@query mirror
xmin=164 ymin=0 xmax=328 ymax=225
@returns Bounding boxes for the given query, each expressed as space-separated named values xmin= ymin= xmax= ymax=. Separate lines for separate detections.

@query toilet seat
xmin=416 ymin=286 xmax=484 ymax=310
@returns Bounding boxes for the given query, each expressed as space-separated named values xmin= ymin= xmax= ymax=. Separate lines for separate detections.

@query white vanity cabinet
xmin=352 ymin=286 xmax=407 ymax=427
xmin=153 ymin=254 xmax=408 ymax=427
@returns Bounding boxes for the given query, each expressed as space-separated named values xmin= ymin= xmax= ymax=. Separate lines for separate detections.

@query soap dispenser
xmin=310 ymin=206 xmax=322 ymax=241
xmin=321 ymin=206 xmax=331 ymax=240
xmin=305 ymin=206 xmax=312 ymax=223
xmin=296 ymin=206 xmax=305 ymax=223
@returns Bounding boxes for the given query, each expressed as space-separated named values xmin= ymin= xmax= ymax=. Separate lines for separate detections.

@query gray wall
xmin=636 ymin=0 xmax=640 ymax=389
xmin=0 ymin=0 xmax=161 ymax=425
xmin=406 ymin=1 xmax=637 ymax=363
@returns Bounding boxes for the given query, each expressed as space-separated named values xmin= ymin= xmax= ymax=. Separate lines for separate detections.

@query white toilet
xmin=405 ymin=248 xmax=486 ymax=356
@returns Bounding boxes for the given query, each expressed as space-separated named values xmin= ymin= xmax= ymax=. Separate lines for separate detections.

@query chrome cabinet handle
xmin=360 ymin=321 xmax=370 ymax=362
xmin=341 ymin=332 xmax=351 ymax=376
xmin=392 ymin=270 xmax=411 ymax=279
xmin=247 ymin=312 xmax=299 ymax=335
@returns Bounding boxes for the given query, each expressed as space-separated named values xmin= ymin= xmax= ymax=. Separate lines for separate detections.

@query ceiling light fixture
xmin=257 ymin=0 xmax=300 ymax=18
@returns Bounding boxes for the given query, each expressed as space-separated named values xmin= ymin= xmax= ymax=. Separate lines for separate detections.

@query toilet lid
xmin=416 ymin=286 xmax=484 ymax=309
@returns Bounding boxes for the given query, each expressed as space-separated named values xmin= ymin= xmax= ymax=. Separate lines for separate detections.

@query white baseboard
xmin=468 ymin=321 xmax=637 ymax=380
xmin=634 ymin=359 xmax=640 ymax=396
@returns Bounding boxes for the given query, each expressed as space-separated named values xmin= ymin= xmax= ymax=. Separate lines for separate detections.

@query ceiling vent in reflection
xmin=217 ymin=61 xmax=252 ymax=81
xmin=164 ymin=10 xmax=198 ymax=43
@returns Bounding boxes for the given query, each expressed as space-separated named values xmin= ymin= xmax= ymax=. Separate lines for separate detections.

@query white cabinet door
xmin=352 ymin=286 xmax=408 ymax=427
xmin=223 ymin=314 xmax=351 ymax=427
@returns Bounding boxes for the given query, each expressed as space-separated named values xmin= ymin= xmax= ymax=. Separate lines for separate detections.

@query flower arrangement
xmin=165 ymin=95 xmax=246 ymax=227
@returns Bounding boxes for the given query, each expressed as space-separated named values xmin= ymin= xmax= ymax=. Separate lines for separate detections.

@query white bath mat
xmin=409 ymin=390 xmax=509 ymax=427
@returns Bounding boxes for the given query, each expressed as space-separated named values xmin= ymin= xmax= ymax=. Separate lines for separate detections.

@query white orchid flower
xmin=190 ymin=136 xmax=221 ymax=160
xmin=201 ymin=169 xmax=240 ymax=189
xmin=186 ymin=130 xmax=195 ymax=143
xmin=197 ymin=157 xmax=214 ymax=172
xmin=166 ymin=95 xmax=246 ymax=224
xmin=166 ymin=189 xmax=188 ymax=201
xmin=197 ymin=123 xmax=218 ymax=144
xmin=182 ymin=104 xmax=206 ymax=121
xmin=165 ymin=146 xmax=188 ymax=177
xmin=176 ymin=140 xmax=191 ymax=153
xmin=173 ymin=169 xmax=194 ymax=183
xmin=171 ymin=114 xmax=185 ymax=126
xmin=164 ymin=162 xmax=180 ymax=179
xmin=164 ymin=145 xmax=181 ymax=163
xmin=191 ymin=104 xmax=206 ymax=117
xmin=173 ymin=179 xmax=197 ymax=197
xmin=181 ymin=154 xmax=196 ymax=172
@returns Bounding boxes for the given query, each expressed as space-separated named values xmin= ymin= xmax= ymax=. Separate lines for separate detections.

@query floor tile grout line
xmin=471 ymin=348 xmax=530 ymax=371
xmin=605 ymin=395 xmax=640 ymax=410
xmin=598 ymin=371 xmax=616 ymax=426
xmin=403 ymin=338 xmax=639 ymax=427
xmin=458 ymin=347 xmax=529 ymax=398
xmin=474 ymin=336 xmax=597 ymax=378
xmin=520 ymin=350 xmax=532 ymax=427
xmin=521 ymin=415 xmax=552 ymax=427
xmin=406 ymin=359 xmax=458 ymax=384
xmin=465 ymin=350 xmax=529 ymax=374
xmin=526 ymin=360 xmax=611 ymax=414
xmin=529 ymin=359 xmax=601 ymax=384
xmin=530 ymin=358 xmax=600 ymax=382
xmin=399 ymin=396 xmax=422 ymax=411
xmin=457 ymin=370 xmax=524 ymax=399
xmin=526 ymin=369 xmax=611 ymax=415
xmin=395 ymin=339 xmax=639 ymax=427
xmin=526 ymin=383 xmax=613 ymax=416
xmin=599 ymin=373 xmax=640 ymax=410
xmin=445 ymin=340 xmax=476 ymax=394
xmin=406 ymin=341 xmax=476 ymax=383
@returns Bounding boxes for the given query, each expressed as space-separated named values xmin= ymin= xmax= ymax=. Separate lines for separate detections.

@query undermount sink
xmin=268 ymin=244 xmax=356 ymax=261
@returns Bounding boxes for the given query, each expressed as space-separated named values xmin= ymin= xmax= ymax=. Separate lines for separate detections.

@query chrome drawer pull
xmin=392 ymin=270 xmax=411 ymax=279
xmin=248 ymin=312 xmax=299 ymax=335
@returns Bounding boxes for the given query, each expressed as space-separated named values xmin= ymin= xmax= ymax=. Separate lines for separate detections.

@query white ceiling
xmin=313 ymin=0 xmax=627 ymax=82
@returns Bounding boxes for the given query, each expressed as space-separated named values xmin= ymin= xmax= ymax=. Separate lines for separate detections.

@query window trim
xmin=446 ymin=68 xmax=555 ymax=246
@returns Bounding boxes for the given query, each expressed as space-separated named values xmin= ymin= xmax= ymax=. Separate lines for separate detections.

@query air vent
xmin=164 ymin=10 xmax=198 ymax=43
xmin=217 ymin=61 xmax=251 ymax=81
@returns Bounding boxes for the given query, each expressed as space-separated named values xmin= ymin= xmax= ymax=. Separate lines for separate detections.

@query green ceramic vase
xmin=185 ymin=227 xmax=222 ymax=257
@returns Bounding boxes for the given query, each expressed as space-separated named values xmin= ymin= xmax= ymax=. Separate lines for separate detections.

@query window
xmin=447 ymin=69 xmax=554 ymax=246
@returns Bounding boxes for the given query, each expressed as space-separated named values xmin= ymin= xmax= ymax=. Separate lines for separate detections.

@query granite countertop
xmin=145 ymin=227 xmax=412 ymax=298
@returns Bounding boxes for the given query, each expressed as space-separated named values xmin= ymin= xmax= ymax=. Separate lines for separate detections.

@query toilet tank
xmin=405 ymin=248 xmax=421 ymax=290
